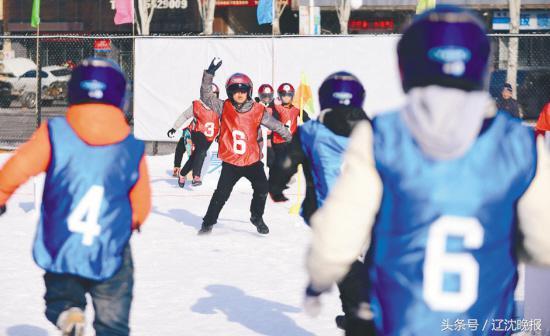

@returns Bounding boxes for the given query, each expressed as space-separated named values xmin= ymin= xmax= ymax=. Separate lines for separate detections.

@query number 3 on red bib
xmin=232 ymin=130 xmax=247 ymax=155
xmin=204 ymin=122 xmax=215 ymax=138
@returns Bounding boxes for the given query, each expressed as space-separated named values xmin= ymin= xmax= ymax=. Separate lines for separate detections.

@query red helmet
xmin=258 ymin=84 xmax=274 ymax=100
xmin=226 ymin=73 xmax=253 ymax=98
xmin=212 ymin=83 xmax=220 ymax=95
xmin=277 ymin=83 xmax=295 ymax=97
xmin=258 ymin=84 xmax=274 ymax=96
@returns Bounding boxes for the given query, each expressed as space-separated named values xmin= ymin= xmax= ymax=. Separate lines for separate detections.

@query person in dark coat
xmin=496 ymin=83 xmax=521 ymax=118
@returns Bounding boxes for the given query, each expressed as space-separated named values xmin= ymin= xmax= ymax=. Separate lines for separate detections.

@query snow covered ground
xmin=0 ymin=154 xmax=343 ymax=336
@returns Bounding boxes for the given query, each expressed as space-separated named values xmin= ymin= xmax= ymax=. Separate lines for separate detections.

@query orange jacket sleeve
xmin=536 ymin=103 xmax=550 ymax=134
xmin=130 ymin=155 xmax=151 ymax=230
xmin=0 ymin=123 xmax=51 ymax=205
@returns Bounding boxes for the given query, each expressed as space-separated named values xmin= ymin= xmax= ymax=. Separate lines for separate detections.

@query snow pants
xmin=203 ymin=161 xmax=268 ymax=226
xmin=43 ymin=245 xmax=134 ymax=336
xmin=180 ymin=131 xmax=212 ymax=178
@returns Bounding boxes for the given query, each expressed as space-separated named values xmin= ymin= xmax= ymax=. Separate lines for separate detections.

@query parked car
xmin=0 ymin=58 xmax=71 ymax=108
xmin=43 ymin=65 xmax=72 ymax=82
xmin=42 ymin=65 xmax=71 ymax=105
xmin=489 ymin=68 xmax=550 ymax=120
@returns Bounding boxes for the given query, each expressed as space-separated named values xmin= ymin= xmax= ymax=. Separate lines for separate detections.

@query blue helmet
xmin=68 ymin=57 xmax=127 ymax=109
xmin=318 ymin=71 xmax=365 ymax=111
xmin=398 ymin=5 xmax=490 ymax=93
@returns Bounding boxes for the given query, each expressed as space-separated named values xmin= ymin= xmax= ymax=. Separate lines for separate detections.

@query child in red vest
xmin=269 ymin=83 xmax=310 ymax=201
xmin=198 ymin=58 xmax=291 ymax=235
xmin=167 ymin=85 xmax=221 ymax=186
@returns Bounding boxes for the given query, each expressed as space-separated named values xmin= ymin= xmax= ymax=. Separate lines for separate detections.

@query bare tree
xmin=335 ymin=0 xmax=351 ymax=34
xmin=273 ymin=0 xmax=288 ymax=35
xmin=506 ymin=0 xmax=521 ymax=99
xmin=198 ymin=0 xmax=217 ymax=35
xmin=136 ymin=0 xmax=157 ymax=35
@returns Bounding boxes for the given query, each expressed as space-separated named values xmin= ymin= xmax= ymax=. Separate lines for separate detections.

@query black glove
xmin=0 ymin=205 xmax=6 ymax=217
xmin=206 ymin=57 xmax=222 ymax=75
xmin=167 ymin=128 xmax=176 ymax=138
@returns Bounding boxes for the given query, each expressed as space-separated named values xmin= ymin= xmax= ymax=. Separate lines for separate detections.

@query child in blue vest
xmin=0 ymin=58 xmax=151 ymax=336
xmin=269 ymin=72 xmax=373 ymax=334
xmin=305 ymin=6 xmax=550 ymax=336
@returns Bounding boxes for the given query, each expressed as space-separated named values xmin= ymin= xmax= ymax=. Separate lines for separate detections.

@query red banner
xmin=94 ymin=39 xmax=112 ymax=52
xmin=216 ymin=0 xmax=290 ymax=8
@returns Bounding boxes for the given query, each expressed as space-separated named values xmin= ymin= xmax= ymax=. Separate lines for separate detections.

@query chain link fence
xmin=0 ymin=34 xmax=548 ymax=149
xmin=489 ymin=34 xmax=550 ymax=120
xmin=0 ymin=36 xmax=133 ymax=149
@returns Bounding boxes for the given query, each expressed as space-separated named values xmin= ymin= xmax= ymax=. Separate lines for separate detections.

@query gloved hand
xmin=207 ymin=57 xmax=222 ymax=75
xmin=0 ymin=205 xmax=6 ymax=217
xmin=303 ymin=283 xmax=326 ymax=317
xmin=167 ymin=128 xmax=176 ymax=138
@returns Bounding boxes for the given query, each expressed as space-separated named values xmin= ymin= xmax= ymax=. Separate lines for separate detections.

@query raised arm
xmin=200 ymin=58 xmax=224 ymax=115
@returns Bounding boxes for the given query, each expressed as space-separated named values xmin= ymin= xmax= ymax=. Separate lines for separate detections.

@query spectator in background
xmin=536 ymin=102 xmax=550 ymax=136
xmin=497 ymin=83 xmax=521 ymax=118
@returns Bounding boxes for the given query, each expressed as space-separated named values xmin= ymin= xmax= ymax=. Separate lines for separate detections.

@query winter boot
xmin=57 ymin=307 xmax=85 ymax=336
xmin=178 ymin=174 xmax=186 ymax=188
xmin=198 ymin=222 xmax=214 ymax=235
xmin=250 ymin=215 xmax=269 ymax=234
xmin=192 ymin=176 xmax=203 ymax=187
xmin=335 ymin=315 xmax=347 ymax=330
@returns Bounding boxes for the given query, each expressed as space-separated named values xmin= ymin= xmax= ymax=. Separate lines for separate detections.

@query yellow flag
xmin=416 ymin=0 xmax=436 ymax=14
xmin=292 ymin=73 xmax=315 ymax=120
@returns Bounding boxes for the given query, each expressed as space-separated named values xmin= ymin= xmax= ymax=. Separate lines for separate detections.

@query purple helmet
xmin=318 ymin=71 xmax=365 ymax=111
xmin=68 ymin=57 xmax=127 ymax=109
xmin=398 ymin=5 xmax=490 ymax=92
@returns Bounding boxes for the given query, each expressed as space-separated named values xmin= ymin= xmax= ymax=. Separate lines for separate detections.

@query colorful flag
xmin=416 ymin=0 xmax=436 ymax=14
xmin=292 ymin=73 xmax=315 ymax=119
xmin=257 ymin=0 xmax=273 ymax=25
xmin=115 ymin=0 xmax=134 ymax=25
xmin=31 ymin=0 xmax=40 ymax=28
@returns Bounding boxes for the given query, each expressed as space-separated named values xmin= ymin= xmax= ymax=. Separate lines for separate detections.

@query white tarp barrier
xmin=134 ymin=36 xmax=404 ymax=141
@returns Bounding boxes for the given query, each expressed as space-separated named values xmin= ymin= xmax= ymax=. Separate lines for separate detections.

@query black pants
xmin=338 ymin=260 xmax=363 ymax=317
xmin=180 ymin=131 xmax=212 ymax=178
xmin=339 ymin=260 xmax=377 ymax=336
xmin=346 ymin=317 xmax=377 ymax=336
xmin=266 ymin=137 xmax=275 ymax=169
xmin=174 ymin=136 xmax=187 ymax=168
xmin=203 ymin=161 xmax=269 ymax=226
xmin=268 ymin=142 xmax=289 ymax=182
xmin=43 ymin=245 xmax=134 ymax=336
